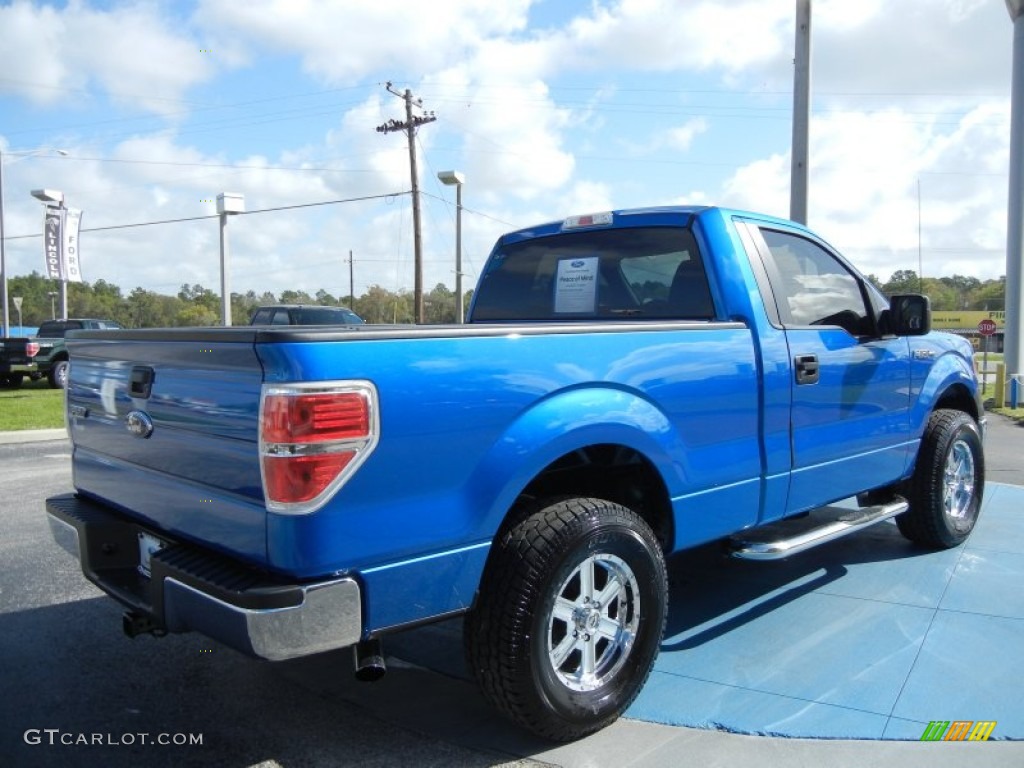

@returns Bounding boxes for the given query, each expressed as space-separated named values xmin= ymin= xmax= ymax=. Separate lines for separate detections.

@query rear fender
xmin=464 ymin=385 xmax=684 ymax=540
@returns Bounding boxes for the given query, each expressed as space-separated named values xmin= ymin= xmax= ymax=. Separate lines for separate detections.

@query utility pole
xmin=790 ymin=0 xmax=812 ymax=224
xmin=376 ymin=82 xmax=437 ymax=324
xmin=348 ymin=249 xmax=354 ymax=310
xmin=1006 ymin=1 xmax=1024 ymax=405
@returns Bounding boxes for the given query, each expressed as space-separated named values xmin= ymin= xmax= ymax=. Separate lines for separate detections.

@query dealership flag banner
xmin=63 ymin=207 xmax=83 ymax=283
xmin=43 ymin=205 xmax=63 ymax=280
xmin=41 ymin=205 xmax=84 ymax=283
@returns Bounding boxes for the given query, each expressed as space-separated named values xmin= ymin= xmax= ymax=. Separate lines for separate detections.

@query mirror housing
xmin=883 ymin=294 xmax=931 ymax=337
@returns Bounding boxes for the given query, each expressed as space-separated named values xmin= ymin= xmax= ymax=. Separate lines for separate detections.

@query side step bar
xmin=728 ymin=497 xmax=909 ymax=561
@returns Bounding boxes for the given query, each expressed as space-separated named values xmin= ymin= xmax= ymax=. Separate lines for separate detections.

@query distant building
xmin=931 ymin=311 xmax=1004 ymax=352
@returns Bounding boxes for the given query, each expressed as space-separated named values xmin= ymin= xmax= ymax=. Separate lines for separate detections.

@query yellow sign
xmin=931 ymin=311 xmax=1003 ymax=331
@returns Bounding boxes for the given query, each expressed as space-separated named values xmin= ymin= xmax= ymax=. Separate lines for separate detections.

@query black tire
xmin=897 ymin=409 xmax=984 ymax=549
xmin=48 ymin=359 xmax=69 ymax=389
xmin=465 ymin=497 xmax=668 ymax=741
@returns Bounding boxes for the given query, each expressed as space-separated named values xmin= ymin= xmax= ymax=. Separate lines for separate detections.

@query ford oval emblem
xmin=571 ymin=260 xmax=585 ymax=267
xmin=125 ymin=410 xmax=154 ymax=439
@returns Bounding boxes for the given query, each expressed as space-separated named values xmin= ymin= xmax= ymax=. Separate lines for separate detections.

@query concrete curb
xmin=0 ymin=428 xmax=68 ymax=445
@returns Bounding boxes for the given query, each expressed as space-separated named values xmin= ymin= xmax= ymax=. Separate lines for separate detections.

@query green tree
xmin=939 ymin=275 xmax=981 ymax=310
xmin=426 ymin=282 xmax=455 ymax=324
xmin=7 ymin=272 xmax=57 ymax=326
xmin=315 ymin=288 xmax=338 ymax=306
xmin=919 ymin=278 xmax=958 ymax=310
xmin=967 ymin=277 xmax=1005 ymax=311
xmin=356 ymin=285 xmax=411 ymax=323
xmin=279 ymin=289 xmax=314 ymax=305
xmin=883 ymin=270 xmax=921 ymax=294
xmin=232 ymin=290 xmax=264 ymax=325
xmin=126 ymin=287 xmax=182 ymax=328
xmin=175 ymin=304 xmax=218 ymax=326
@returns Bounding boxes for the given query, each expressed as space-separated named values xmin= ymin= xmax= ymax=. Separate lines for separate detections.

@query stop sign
xmin=978 ymin=318 xmax=997 ymax=337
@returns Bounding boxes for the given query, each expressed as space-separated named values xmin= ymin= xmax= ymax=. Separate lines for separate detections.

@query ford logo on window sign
xmin=571 ymin=260 xmax=585 ymax=267
xmin=126 ymin=410 xmax=154 ymax=439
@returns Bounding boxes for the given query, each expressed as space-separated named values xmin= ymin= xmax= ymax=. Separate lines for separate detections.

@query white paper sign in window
xmin=554 ymin=257 xmax=599 ymax=313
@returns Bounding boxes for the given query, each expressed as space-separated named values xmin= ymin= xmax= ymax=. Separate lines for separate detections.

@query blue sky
xmin=0 ymin=0 xmax=1015 ymax=301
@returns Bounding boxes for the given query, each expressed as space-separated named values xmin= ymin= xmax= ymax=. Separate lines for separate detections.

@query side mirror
xmin=884 ymin=294 xmax=931 ymax=336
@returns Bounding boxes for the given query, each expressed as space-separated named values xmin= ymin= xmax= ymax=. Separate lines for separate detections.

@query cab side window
xmin=760 ymin=228 xmax=871 ymax=336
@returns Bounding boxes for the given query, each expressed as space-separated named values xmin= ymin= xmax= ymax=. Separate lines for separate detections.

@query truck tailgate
xmin=66 ymin=333 xmax=268 ymax=565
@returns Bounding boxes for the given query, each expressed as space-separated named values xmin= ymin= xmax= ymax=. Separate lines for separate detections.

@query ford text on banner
xmin=43 ymin=205 xmax=63 ymax=280
xmin=63 ymin=208 xmax=83 ymax=283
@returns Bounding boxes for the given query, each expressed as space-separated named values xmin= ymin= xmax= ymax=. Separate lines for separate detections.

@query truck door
xmin=749 ymin=225 xmax=913 ymax=514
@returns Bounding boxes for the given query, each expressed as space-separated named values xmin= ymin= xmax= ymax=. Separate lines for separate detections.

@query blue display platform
xmin=627 ymin=482 xmax=1023 ymax=740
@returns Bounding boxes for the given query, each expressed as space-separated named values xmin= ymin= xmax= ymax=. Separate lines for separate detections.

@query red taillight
xmin=259 ymin=382 xmax=378 ymax=514
xmin=25 ymin=342 xmax=39 ymax=358
xmin=263 ymin=452 xmax=356 ymax=504
xmin=262 ymin=392 xmax=370 ymax=443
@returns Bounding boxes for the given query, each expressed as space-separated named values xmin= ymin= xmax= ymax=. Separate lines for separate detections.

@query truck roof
xmin=497 ymin=205 xmax=810 ymax=246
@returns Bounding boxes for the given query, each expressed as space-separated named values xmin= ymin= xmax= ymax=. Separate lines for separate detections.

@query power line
xmin=63 ymin=154 xmax=379 ymax=173
xmin=3 ymin=191 xmax=409 ymax=240
xmin=1 ymin=80 xmax=379 ymax=139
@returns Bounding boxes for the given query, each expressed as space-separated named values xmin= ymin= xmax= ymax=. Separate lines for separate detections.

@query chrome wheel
xmin=465 ymin=497 xmax=666 ymax=740
xmin=49 ymin=360 xmax=69 ymax=389
xmin=944 ymin=438 xmax=976 ymax=521
xmin=898 ymin=409 xmax=984 ymax=549
xmin=547 ymin=553 xmax=640 ymax=692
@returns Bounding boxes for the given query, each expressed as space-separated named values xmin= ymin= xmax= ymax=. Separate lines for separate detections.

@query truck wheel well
xmin=934 ymin=384 xmax=978 ymax=422
xmin=509 ymin=444 xmax=674 ymax=551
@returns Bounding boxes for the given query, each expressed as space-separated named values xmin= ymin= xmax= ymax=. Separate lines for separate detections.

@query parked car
xmin=48 ymin=205 xmax=983 ymax=741
xmin=33 ymin=319 xmax=123 ymax=388
xmin=250 ymin=305 xmax=364 ymax=325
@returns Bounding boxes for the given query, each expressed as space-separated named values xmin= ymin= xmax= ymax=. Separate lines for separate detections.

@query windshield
xmin=471 ymin=226 xmax=713 ymax=322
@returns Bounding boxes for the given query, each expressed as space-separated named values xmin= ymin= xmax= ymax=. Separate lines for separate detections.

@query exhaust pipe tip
xmin=353 ymin=638 xmax=387 ymax=682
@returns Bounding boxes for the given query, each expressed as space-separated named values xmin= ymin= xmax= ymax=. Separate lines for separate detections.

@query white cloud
xmin=560 ymin=0 xmax=791 ymax=73
xmin=811 ymin=0 xmax=1010 ymax=101
xmin=666 ymin=118 xmax=708 ymax=152
xmin=0 ymin=0 xmax=214 ymax=115
xmin=193 ymin=0 xmax=533 ymax=83
xmin=1 ymin=0 xmax=1014 ymax=303
xmin=720 ymin=102 xmax=1010 ymax=281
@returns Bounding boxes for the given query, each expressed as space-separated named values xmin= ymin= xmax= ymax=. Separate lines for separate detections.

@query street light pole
xmin=790 ymin=0 xmax=812 ymax=224
xmin=0 ymin=148 xmax=9 ymax=337
xmin=216 ymin=192 xmax=245 ymax=326
xmin=437 ymin=170 xmax=466 ymax=323
xmin=1005 ymin=0 xmax=1024 ymax=405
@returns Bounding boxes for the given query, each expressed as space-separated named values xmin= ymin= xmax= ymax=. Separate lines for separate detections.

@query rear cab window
xmin=38 ymin=321 xmax=82 ymax=338
xmin=472 ymin=226 xmax=714 ymax=322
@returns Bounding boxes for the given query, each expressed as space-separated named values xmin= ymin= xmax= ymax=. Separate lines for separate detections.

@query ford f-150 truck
xmin=0 ymin=337 xmax=39 ymax=387
xmin=33 ymin=318 xmax=123 ymax=388
xmin=47 ymin=206 xmax=985 ymax=741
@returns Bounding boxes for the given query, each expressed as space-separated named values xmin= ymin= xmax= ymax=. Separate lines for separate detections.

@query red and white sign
xmin=978 ymin=318 xmax=997 ymax=337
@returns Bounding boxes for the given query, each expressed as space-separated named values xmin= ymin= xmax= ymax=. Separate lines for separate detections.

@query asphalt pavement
xmin=0 ymin=414 xmax=1021 ymax=767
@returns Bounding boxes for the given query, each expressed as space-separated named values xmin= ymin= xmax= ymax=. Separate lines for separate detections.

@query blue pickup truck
xmin=47 ymin=206 xmax=984 ymax=741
